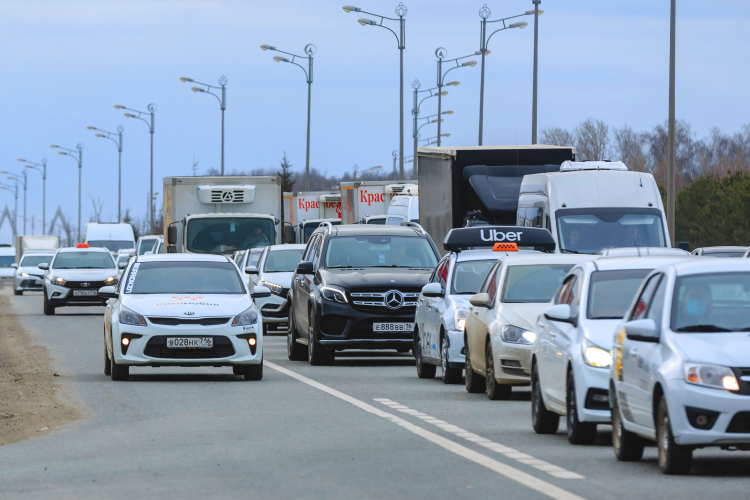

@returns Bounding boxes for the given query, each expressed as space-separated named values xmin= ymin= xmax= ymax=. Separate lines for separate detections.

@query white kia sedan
xmin=101 ymin=253 xmax=269 ymax=381
xmin=609 ymin=259 xmax=750 ymax=474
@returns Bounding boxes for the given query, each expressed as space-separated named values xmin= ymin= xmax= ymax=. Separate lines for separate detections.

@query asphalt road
xmin=1 ymin=291 xmax=748 ymax=499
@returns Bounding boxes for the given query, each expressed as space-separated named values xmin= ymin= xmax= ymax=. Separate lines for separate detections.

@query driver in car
xmin=242 ymin=226 xmax=270 ymax=249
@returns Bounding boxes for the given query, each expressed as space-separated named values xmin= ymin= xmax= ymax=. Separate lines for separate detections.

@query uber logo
xmin=479 ymin=229 xmax=523 ymax=242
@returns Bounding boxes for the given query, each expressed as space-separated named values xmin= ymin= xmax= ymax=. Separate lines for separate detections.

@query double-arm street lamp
xmin=51 ymin=144 xmax=83 ymax=242
xmin=421 ymin=133 xmax=450 ymax=145
xmin=261 ymin=44 xmax=317 ymax=191
xmin=0 ymin=181 xmax=18 ymax=234
xmin=87 ymin=125 xmax=124 ymax=222
xmin=2 ymin=171 xmax=27 ymax=234
xmin=477 ymin=4 xmax=539 ymax=145
xmin=18 ymin=158 xmax=47 ymax=234
xmin=435 ymin=48 xmax=477 ymax=147
xmin=180 ymin=76 xmax=227 ymax=176
xmin=116 ymin=103 xmax=155 ymax=230
xmin=411 ymin=78 xmax=450 ymax=178
xmin=344 ymin=3 xmax=407 ymax=180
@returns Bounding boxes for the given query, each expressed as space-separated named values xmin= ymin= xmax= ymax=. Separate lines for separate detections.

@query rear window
xmin=53 ymin=251 xmax=115 ymax=269
xmin=587 ymin=269 xmax=650 ymax=319
xmin=125 ymin=261 xmax=245 ymax=294
xmin=502 ymin=264 xmax=573 ymax=303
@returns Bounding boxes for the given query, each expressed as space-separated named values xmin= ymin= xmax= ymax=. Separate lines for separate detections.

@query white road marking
xmin=374 ymin=399 xmax=585 ymax=480
xmin=266 ymin=361 xmax=586 ymax=500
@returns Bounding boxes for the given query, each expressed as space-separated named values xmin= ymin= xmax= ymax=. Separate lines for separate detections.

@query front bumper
xmin=572 ymin=358 xmax=612 ymax=423
xmin=491 ymin=336 xmax=532 ymax=386
xmin=444 ymin=329 xmax=465 ymax=369
xmin=256 ymin=294 xmax=289 ymax=330
xmin=45 ymin=282 xmax=109 ymax=307
xmin=15 ymin=274 xmax=45 ymax=291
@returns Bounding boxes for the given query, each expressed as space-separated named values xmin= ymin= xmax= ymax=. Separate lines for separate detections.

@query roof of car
xmin=585 ymin=255 xmax=691 ymax=272
xmin=454 ymin=249 xmax=539 ymax=262
xmin=667 ymin=258 xmax=750 ymax=276
xmin=268 ymin=244 xmax=307 ymax=251
xmin=695 ymin=246 xmax=748 ymax=254
xmin=58 ymin=246 xmax=112 ymax=253
xmin=597 ymin=247 xmax=689 ymax=257
xmin=136 ymin=253 xmax=230 ymax=263
xmin=323 ymin=225 xmax=425 ymax=238
xmin=21 ymin=250 xmax=56 ymax=255
xmin=496 ymin=253 xmax=594 ymax=266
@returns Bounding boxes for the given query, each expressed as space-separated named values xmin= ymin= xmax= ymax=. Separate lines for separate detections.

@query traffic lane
xmin=274 ymin=348 xmax=750 ymax=498
xmin=0 ymin=295 xmax=553 ymax=500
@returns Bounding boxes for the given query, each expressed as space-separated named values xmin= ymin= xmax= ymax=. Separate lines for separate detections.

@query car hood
xmin=671 ymin=332 xmax=750 ymax=367
xmin=321 ymin=268 xmax=432 ymax=289
xmin=450 ymin=295 xmax=474 ymax=310
xmin=582 ymin=319 xmax=623 ymax=349
xmin=52 ymin=268 xmax=119 ymax=280
xmin=121 ymin=294 xmax=253 ymax=318
xmin=259 ymin=272 xmax=293 ymax=288
xmin=498 ymin=302 xmax=549 ymax=332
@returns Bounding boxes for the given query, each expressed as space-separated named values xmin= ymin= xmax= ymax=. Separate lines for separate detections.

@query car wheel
xmin=531 ymin=363 xmax=559 ymax=434
xmin=287 ymin=304 xmax=306 ymax=361
xmin=657 ymin=396 xmax=693 ymax=474
xmin=611 ymin=389 xmax=645 ymax=461
xmin=464 ymin=340 xmax=486 ymax=393
xmin=415 ymin=331 xmax=436 ymax=379
xmin=104 ymin=342 xmax=112 ymax=376
xmin=13 ymin=289 xmax=22 ymax=296
xmin=308 ymin=308 xmax=334 ymax=366
xmin=441 ymin=334 xmax=462 ymax=384
xmin=486 ymin=341 xmax=512 ymax=400
xmin=110 ymin=355 xmax=129 ymax=381
xmin=243 ymin=358 xmax=263 ymax=381
xmin=566 ymin=371 xmax=597 ymax=444
xmin=43 ymin=290 xmax=55 ymax=316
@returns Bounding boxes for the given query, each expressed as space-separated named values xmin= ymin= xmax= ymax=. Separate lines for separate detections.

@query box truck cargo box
xmin=15 ymin=235 xmax=60 ymax=263
xmin=340 ymin=180 xmax=417 ymax=225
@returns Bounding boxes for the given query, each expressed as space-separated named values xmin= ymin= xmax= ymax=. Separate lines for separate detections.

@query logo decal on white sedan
xmin=184 ymin=311 xmax=195 ymax=315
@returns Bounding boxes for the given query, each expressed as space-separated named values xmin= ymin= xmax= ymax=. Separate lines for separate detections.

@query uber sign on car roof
xmin=443 ymin=226 xmax=556 ymax=252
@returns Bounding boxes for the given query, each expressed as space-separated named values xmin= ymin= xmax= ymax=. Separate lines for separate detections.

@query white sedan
xmin=609 ymin=259 xmax=750 ymax=474
xmin=101 ymin=253 xmax=269 ymax=381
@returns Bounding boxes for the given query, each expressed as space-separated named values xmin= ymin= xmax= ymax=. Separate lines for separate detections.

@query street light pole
xmin=411 ymin=80 xmax=451 ymax=178
xmin=261 ymin=44 xmax=317 ymax=191
xmin=19 ymin=158 xmax=46 ymax=234
xmin=667 ymin=0 xmax=676 ymax=246
xmin=343 ymin=3 xmax=407 ymax=180
xmin=180 ymin=77 xmax=227 ymax=175
xmin=116 ymin=103 xmax=156 ymax=230
xmin=531 ymin=0 xmax=541 ymax=144
xmin=87 ymin=125 xmax=124 ymax=222
xmin=51 ymin=144 xmax=83 ymax=241
xmin=435 ymin=48 xmax=477 ymax=147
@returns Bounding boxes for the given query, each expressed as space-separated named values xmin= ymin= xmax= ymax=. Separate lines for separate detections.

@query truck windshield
xmin=0 ymin=256 xmax=14 ymax=267
xmin=555 ymin=208 xmax=666 ymax=254
xmin=303 ymin=221 xmax=340 ymax=243
xmin=124 ymin=261 xmax=245 ymax=294
xmin=186 ymin=217 xmax=275 ymax=254
xmin=326 ymin=236 xmax=438 ymax=269
xmin=88 ymin=240 xmax=134 ymax=253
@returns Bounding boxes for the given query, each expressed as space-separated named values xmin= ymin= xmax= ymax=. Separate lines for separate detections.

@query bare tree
xmin=59 ymin=213 xmax=75 ymax=246
xmin=574 ymin=118 xmax=611 ymax=161
xmin=89 ymin=196 xmax=104 ymax=223
xmin=613 ymin=125 xmax=648 ymax=172
xmin=192 ymin=154 xmax=199 ymax=176
xmin=540 ymin=127 xmax=575 ymax=147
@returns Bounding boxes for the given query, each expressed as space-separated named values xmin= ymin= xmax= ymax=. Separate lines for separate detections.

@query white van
xmin=517 ymin=161 xmax=670 ymax=254
xmin=385 ymin=185 xmax=419 ymax=225
xmin=84 ymin=223 xmax=136 ymax=254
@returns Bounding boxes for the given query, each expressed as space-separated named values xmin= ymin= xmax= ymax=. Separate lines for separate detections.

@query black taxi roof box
xmin=443 ymin=226 xmax=556 ymax=253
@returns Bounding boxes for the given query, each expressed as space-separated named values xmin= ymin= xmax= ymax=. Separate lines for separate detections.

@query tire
xmin=611 ymin=389 xmax=645 ymax=461
xmin=13 ymin=289 xmax=22 ymax=296
xmin=104 ymin=343 xmax=112 ymax=376
xmin=287 ymin=304 xmax=307 ymax=361
xmin=531 ymin=363 xmax=559 ymax=434
xmin=464 ymin=340 xmax=486 ymax=393
xmin=43 ymin=291 xmax=55 ymax=316
xmin=233 ymin=366 xmax=243 ymax=375
xmin=243 ymin=358 xmax=263 ymax=381
xmin=566 ymin=371 xmax=597 ymax=444
xmin=415 ymin=331 xmax=436 ymax=379
xmin=486 ymin=341 xmax=512 ymax=400
xmin=657 ymin=396 xmax=693 ymax=474
xmin=110 ymin=356 xmax=129 ymax=381
xmin=441 ymin=334 xmax=462 ymax=384
xmin=308 ymin=308 xmax=334 ymax=366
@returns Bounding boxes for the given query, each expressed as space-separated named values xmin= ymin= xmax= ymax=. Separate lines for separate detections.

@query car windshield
xmin=87 ymin=240 xmax=134 ymax=253
xmin=502 ymin=264 xmax=574 ymax=303
xmin=264 ymin=249 xmax=304 ymax=273
xmin=53 ymin=251 xmax=115 ymax=269
xmin=186 ymin=217 xmax=275 ymax=254
xmin=587 ymin=269 xmax=651 ymax=319
xmin=366 ymin=218 xmax=386 ymax=225
xmin=0 ymin=256 xmax=14 ymax=267
xmin=20 ymin=255 xmax=54 ymax=267
xmin=325 ymin=236 xmax=438 ymax=269
xmin=304 ymin=221 xmax=340 ymax=243
xmin=125 ymin=261 xmax=245 ymax=294
xmin=138 ymin=239 xmax=158 ymax=255
xmin=117 ymin=255 xmax=130 ymax=265
xmin=556 ymin=208 xmax=666 ymax=254
xmin=671 ymin=272 xmax=750 ymax=333
xmin=451 ymin=259 xmax=496 ymax=295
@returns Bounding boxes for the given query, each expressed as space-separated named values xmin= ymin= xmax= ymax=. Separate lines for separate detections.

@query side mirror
xmin=127 ymin=249 xmax=136 ymax=257
xmin=118 ymin=261 xmax=128 ymax=269
xmin=284 ymin=225 xmax=295 ymax=244
xmin=98 ymin=285 xmax=118 ymax=299
xmin=421 ymin=282 xmax=444 ymax=298
xmin=245 ymin=265 xmax=259 ymax=275
xmin=10 ymin=263 xmax=17 ymax=269
xmin=544 ymin=304 xmax=574 ymax=324
xmin=38 ymin=263 xmax=49 ymax=270
xmin=624 ymin=319 xmax=659 ymax=343
xmin=144 ymin=250 xmax=154 ymax=255
xmin=469 ymin=292 xmax=491 ymax=308
xmin=251 ymin=285 xmax=271 ymax=299
xmin=678 ymin=241 xmax=690 ymax=252
xmin=167 ymin=245 xmax=177 ymax=254
xmin=167 ymin=225 xmax=177 ymax=245
xmin=296 ymin=261 xmax=314 ymax=275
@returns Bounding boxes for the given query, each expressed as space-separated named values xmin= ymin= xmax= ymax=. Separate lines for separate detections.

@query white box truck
xmin=164 ymin=176 xmax=282 ymax=254
xmin=15 ymin=235 xmax=61 ymax=263
xmin=283 ymin=191 xmax=342 ymax=243
xmin=340 ymin=180 xmax=417 ymax=225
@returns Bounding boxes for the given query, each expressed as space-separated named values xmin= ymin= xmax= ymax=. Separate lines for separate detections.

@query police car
xmin=41 ymin=244 xmax=122 ymax=315
xmin=100 ymin=253 xmax=269 ymax=381
xmin=414 ymin=226 xmax=548 ymax=384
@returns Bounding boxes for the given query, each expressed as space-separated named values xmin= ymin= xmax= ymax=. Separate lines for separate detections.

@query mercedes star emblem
xmin=385 ymin=290 xmax=404 ymax=310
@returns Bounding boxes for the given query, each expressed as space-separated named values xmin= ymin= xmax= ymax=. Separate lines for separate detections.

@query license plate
xmin=166 ymin=337 xmax=213 ymax=349
xmin=73 ymin=290 xmax=97 ymax=297
xmin=373 ymin=322 xmax=414 ymax=332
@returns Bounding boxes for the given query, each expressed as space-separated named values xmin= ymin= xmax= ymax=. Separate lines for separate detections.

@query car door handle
xmin=628 ymin=349 xmax=638 ymax=356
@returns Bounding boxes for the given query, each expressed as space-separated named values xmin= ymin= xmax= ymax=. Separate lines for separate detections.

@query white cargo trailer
xmin=339 ymin=180 xmax=416 ymax=225
xmin=283 ymin=191 xmax=341 ymax=243
xmin=15 ymin=235 xmax=60 ymax=263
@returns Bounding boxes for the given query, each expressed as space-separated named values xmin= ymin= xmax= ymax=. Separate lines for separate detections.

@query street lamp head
xmin=342 ymin=5 xmax=361 ymax=12
xmin=17 ymin=158 xmax=25 ymax=162
xmin=442 ymin=133 xmax=451 ymax=137
xmin=510 ymin=21 xmax=528 ymax=29
xmin=58 ymin=151 xmax=67 ymax=156
xmin=475 ymin=50 xmax=490 ymax=56
xmin=412 ymin=78 xmax=421 ymax=90
xmin=443 ymin=110 xmax=454 ymax=115
xmin=114 ymin=105 xmax=126 ymax=110
xmin=273 ymin=55 xmax=290 ymax=63
xmin=180 ymin=77 xmax=193 ymax=82
xmin=525 ymin=9 xmax=543 ymax=16
xmin=50 ymin=145 xmax=59 ymax=149
xmin=24 ymin=165 xmax=32 ymax=169
xmin=95 ymin=134 xmax=105 ymax=138
xmin=191 ymin=87 xmax=205 ymax=93
xmin=358 ymin=17 xmax=377 ymax=26
xmin=461 ymin=60 xmax=478 ymax=67
xmin=439 ymin=91 xmax=448 ymax=96
xmin=260 ymin=44 xmax=276 ymax=51
xmin=124 ymin=113 xmax=135 ymax=118
xmin=86 ymin=126 xmax=97 ymax=130
xmin=445 ymin=81 xmax=460 ymax=87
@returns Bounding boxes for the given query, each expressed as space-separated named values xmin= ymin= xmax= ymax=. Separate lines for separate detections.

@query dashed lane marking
xmin=267 ymin=361 xmax=586 ymax=500
xmin=375 ymin=399 xmax=585 ymax=480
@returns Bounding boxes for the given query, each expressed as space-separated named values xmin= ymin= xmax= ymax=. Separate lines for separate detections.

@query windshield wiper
xmin=592 ymin=316 xmax=623 ymax=319
xmin=675 ymin=324 xmax=732 ymax=333
xmin=560 ymin=249 xmax=581 ymax=254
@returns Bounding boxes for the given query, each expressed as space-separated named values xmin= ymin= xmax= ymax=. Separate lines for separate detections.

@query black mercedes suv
xmin=287 ymin=223 xmax=440 ymax=365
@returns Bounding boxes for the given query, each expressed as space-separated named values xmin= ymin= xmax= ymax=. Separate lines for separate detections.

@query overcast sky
xmin=1 ymin=0 xmax=748 ymax=242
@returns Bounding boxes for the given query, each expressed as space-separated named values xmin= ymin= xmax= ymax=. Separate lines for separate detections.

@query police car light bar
xmin=443 ymin=226 xmax=556 ymax=252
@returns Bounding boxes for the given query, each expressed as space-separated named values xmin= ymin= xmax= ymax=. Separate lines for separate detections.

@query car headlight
xmin=104 ymin=276 xmax=118 ymax=285
xmin=501 ymin=326 xmax=536 ymax=345
xmin=685 ymin=363 xmax=739 ymax=391
xmin=454 ymin=308 xmax=469 ymax=331
xmin=50 ymin=275 xmax=66 ymax=286
xmin=21 ymin=272 xmax=30 ymax=278
xmin=232 ymin=306 xmax=259 ymax=326
xmin=582 ymin=338 xmax=612 ymax=368
xmin=321 ymin=285 xmax=348 ymax=304
xmin=261 ymin=280 xmax=283 ymax=295
xmin=119 ymin=305 xmax=147 ymax=326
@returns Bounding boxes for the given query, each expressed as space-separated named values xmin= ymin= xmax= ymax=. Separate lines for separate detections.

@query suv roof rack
xmin=399 ymin=221 xmax=425 ymax=235
xmin=318 ymin=221 xmax=334 ymax=234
